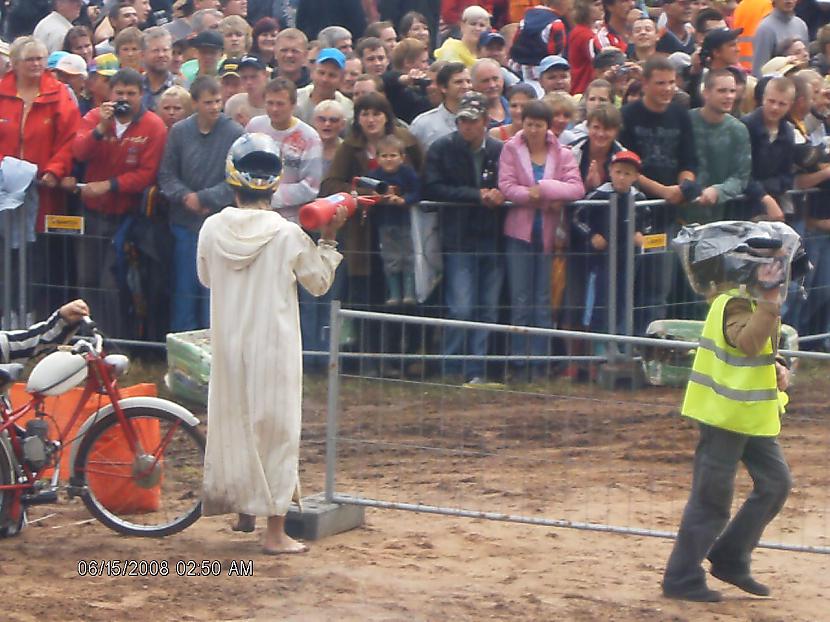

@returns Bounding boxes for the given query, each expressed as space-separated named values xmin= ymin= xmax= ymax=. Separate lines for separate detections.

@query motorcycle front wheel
xmin=73 ymin=407 xmax=205 ymax=537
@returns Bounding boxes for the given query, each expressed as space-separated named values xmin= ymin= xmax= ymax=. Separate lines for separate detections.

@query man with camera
xmin=72 ymin=68 xmax=168 ymax=337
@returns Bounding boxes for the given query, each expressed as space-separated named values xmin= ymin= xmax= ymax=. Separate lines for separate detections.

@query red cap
xmin=611 ymin=150 xmax=642 ymax=171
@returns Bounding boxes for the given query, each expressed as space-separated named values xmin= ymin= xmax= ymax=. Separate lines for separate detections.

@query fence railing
xmin=323 ymin=303 xmax=830 ymax=554
xmin=2 ymin=191 xmax=830 ymax=359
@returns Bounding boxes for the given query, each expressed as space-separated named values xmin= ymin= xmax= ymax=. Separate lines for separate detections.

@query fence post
xmin=624 ymin=192 xmax=636 ymax=353
xmin=17 ymin=207 xmax=26 ymax=327
xmin=607 ymin=193 xmax=619 ymax=363
xmin=2 ymin=211 xmax=10 ymax=329
xmin=325 ymin=299 xmax=342 ymax=504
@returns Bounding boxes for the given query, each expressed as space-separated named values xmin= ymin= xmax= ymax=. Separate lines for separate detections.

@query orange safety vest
xmin=733 ymin=0 xmax=773 ymax=71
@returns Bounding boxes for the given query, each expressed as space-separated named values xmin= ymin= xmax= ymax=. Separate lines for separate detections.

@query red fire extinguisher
xmin=299 ymin=177 xmax=388 ymax=230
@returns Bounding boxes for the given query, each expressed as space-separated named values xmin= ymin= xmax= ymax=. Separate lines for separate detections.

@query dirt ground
xmin=3 ymin=362 xmax=830 ymax=622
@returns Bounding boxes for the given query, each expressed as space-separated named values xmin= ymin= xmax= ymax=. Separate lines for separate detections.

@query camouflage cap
xmin=456 ymin=92 xmax=489 ymax=120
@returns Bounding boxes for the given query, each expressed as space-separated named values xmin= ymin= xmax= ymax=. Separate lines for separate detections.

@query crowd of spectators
xmin=2 ymin=0 xmax=830 ymax=384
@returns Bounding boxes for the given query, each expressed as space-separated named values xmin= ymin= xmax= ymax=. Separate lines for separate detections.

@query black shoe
xmin=710 ymin=566 xmax=770 ymax=596
xmin=662 ymin=584 xmax=723 ymax=602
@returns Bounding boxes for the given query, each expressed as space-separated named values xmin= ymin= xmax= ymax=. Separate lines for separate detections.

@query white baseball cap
xmin=55 ymin=53 xmax=88 ymax=78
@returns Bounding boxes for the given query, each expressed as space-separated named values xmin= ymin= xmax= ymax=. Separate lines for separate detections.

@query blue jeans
xmin=442 ymin=242 xmax=504 ymax=379
xmin=584 ymin=259 xmax=628 ymax=334
xmin=799 ymin=228 xmax=830 ymax=343
xmin=299 ymin=260 xmax=346 ymax=371
xmin=505 ymin=235 xmax=552 ymax=363
xmin=170 ymin=223 xmax=209 ymax=332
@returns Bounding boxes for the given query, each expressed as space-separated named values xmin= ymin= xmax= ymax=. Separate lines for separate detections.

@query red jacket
xmin=72 ymin=107 xmax=168 ymax=216
xmin=569 ymin=23 xmax=595 ymax=95
xmin=0 ymin=71 xmax=80 ymax=230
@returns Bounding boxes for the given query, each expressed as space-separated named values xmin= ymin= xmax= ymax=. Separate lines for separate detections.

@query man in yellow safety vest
xmin=662 ymin=221 xmax=809 ymax=602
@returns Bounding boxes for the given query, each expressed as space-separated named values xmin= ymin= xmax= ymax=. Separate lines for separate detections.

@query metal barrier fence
xmin=0 ymin=193 xmax=830 ymax=375
xmin=3 ymin=191 xmax=830 ymax=355
xmin=324 ymin=304 xmax=830 ymax=554
xmin=3 ymin=190 xmax=828 ymax=553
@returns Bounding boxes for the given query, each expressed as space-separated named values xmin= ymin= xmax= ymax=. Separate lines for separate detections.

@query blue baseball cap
xmin=538 ymin=54 xmax=570 ymax=74
xmin=47 ymin=51 xmax=68 ymax=70
xmin=478 ymin=31 xmax=506 ymax=48
xmin=316 ymin=47 xmax=346 ymax=69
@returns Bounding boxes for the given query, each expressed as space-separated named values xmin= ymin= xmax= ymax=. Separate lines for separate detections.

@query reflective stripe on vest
xmin=681 ymin=292 xmax=782 ymax=436
xmin=697 ymin=337 xmax=775 ymax=367
xmin=738 ymin=35 xmax=754 ymax=67
xmin=687 ymin=370 xmax=778 ymax=402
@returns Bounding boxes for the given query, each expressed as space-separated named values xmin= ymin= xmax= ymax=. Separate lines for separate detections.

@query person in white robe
xmin=197 ymin=133 xmax=346 ymax=554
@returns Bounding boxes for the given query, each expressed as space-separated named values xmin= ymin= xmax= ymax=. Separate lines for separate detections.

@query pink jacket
xmin=498 ymin=130 xmax=585 ymax=252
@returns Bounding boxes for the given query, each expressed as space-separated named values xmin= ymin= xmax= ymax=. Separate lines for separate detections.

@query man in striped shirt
xmin=592 ymin=0 xmax=634 ymax=57
xmin=0 ymin=300 xmax=88 ymax=364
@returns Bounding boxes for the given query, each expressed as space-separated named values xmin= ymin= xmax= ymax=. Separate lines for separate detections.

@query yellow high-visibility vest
xmin=681 ymin=291 xmax=787 ymax=436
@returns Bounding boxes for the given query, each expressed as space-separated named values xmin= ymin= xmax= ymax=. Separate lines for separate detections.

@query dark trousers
xmin=663 ymin=423 xmax=791 ymax=592
xmin=76 ymin=210 xmax=125 ymax=337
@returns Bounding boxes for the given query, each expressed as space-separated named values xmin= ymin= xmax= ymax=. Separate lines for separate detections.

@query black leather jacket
xmin=423 ymin=130 xmax=504 ymax=252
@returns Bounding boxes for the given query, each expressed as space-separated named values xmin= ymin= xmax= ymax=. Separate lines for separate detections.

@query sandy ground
xmin=3 ymin=365 xmax=830 ymax=621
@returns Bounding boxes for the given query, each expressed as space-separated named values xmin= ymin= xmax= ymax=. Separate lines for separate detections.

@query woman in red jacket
xmin=0 ymin=36 xmax=81 ymax=319
xmin=0 ymin=36 xmax=80 ymax=230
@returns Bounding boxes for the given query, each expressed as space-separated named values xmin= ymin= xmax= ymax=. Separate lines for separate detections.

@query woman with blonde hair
xmin=0 ymin=36 xmax=81 ymax=315
xmin=219 ymin=15 xmax=252 ymax=59
xmin=542 ymin=91 xmax=578 ymax=144
xmin=434 ymin=5 xmax=490 ymax=67
xmin=158 ymin=85 xmax=193 ymax=128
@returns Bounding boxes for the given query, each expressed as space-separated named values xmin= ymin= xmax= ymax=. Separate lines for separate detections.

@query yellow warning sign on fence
xmin=641 ymin=233 xmax=667 ymax=251
xmin=44 ymin=215 xmax=84 ymax=235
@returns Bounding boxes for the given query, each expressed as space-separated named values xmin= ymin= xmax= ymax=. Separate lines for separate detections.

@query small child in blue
xmin=365 ymin=134 xmax=421 ymax=305
xmin=579 ymin=150 xmax=648 ymax=334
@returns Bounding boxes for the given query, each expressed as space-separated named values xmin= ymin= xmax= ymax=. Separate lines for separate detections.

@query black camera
xmin=113 ymin=101 xmax=132 ymax=116
xmin=354 ymin=177 xmax=389 ymax=194
xmin=412 ymin=77 xmax=431 ymax=88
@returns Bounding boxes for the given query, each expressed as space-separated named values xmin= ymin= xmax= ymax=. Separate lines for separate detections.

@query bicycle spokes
xmin=77 ymin=409 xmax=204 ymax=536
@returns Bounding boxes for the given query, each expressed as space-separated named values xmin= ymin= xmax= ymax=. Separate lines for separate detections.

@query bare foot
xmin=231 ymin=514 xmax=256 ymax=533
xmin=262 ymin=534 xmax=309 ymax=555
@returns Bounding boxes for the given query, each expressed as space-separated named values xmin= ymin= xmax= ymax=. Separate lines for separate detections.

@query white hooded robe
xmin=197 ymin=207 xmax=341 ymax=516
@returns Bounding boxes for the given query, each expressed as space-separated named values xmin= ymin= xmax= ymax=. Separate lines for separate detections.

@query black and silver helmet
xmin=225 ymin=133 xmax=282 ymax=193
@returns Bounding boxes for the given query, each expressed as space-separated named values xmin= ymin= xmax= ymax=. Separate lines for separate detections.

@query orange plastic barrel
xmin=83 ymin=416 xmax=161 ymax=513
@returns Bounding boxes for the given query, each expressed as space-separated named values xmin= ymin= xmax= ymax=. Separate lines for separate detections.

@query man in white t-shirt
xmin=246 ymin=77 xmax=323 ymax=222
xmin=33 ymin=0 xmax=83 ymax=54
